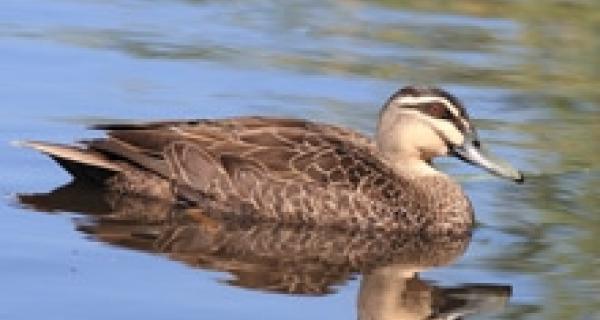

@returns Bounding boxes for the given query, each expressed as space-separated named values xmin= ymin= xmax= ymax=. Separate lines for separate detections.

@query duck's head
xmin=376 ymin=86 xmax=524 ymax=183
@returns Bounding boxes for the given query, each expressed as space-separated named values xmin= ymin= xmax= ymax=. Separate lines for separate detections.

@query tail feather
xmin=16 ymin=141 xmax=122 ymax=182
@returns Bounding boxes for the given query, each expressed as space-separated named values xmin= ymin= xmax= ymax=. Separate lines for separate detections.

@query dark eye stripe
xmin=423 ymin=102 xmax=451 ymax=119
xmin=401 ymin=102 xmax=452 ymax=120
xmin=401 ymin=102 xmax=468 ymax=133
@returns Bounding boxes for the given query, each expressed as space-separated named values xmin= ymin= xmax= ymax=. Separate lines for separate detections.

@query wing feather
xmin=88 ymin=117 xmax=386 ymax=201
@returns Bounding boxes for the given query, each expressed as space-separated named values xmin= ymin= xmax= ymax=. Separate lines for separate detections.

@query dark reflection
xmin=19 ymin=181 xmax=511 ymax=318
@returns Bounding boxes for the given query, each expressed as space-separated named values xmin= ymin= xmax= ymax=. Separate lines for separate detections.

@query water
xmin=1 ymin=1 xmax=599 ymax=319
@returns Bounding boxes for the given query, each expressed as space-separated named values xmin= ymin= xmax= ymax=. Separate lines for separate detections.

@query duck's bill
xmin=451 ymin=137 xmax=524 ymax=184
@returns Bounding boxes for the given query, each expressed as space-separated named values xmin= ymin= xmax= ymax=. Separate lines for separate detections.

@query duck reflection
xmin=19 ymin=181 xmax=511 ymax=319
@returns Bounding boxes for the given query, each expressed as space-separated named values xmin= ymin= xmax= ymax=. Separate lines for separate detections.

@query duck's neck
xmin=380 ymin=153 xmax=474 ymax=234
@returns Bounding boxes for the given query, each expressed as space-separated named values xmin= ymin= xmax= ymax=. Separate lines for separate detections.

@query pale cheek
xmin=444 ymin=129 xmax=464 ymax=146
xmin=431 ymin=120 xmax=464 ymax=146
xmin=421 ymin=140 xmax=449 ymax=159
xmin=412 ymin=127 xmax=449 ymax=159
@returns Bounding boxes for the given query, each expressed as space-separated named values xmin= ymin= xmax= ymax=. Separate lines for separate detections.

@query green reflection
xmin=6 ymin=0 xmax=599 ymax=318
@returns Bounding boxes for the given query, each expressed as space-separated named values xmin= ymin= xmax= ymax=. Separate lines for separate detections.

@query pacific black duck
xmin=20 ymin=86 xmax=523 ymax=234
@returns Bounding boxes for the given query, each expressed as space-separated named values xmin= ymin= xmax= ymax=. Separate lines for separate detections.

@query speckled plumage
xmin=25 ymin=116 xmax=472 ymax=234
xmin=20 ymin=86 xmax=522 ymax=235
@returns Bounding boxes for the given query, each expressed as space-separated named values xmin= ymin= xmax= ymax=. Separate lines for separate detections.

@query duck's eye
xmin=426 ymin=103 xmax=450 ymax=119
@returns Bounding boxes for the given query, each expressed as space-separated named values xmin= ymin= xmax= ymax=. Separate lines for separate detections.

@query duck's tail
xmin=15 ymin=140 xmax=122 ymax=183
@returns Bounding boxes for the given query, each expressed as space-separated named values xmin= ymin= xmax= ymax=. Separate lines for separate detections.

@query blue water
xmin=1 ymin=1 xmax=598 ymax=319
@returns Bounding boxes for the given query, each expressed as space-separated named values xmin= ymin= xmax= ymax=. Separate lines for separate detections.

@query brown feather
xmin=21 ymin=87 xmax=479 ymax=234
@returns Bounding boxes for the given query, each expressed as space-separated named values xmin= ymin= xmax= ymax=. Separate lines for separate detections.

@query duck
xmin=20 ymin=86 xmax=523 ymax=234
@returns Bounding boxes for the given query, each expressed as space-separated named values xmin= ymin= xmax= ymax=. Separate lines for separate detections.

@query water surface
xmin=1 ymin=1 xmax=598 ymax=319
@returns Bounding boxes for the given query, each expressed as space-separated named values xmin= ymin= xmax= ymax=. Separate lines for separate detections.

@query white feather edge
xmin=13 ymin=140 xmax=122 ymax=171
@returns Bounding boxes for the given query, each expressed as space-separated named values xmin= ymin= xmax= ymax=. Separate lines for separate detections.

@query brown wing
xmin=87 ymin=117 xmax=391 ymax=202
